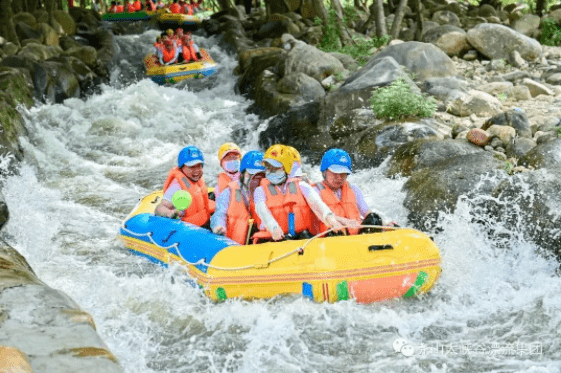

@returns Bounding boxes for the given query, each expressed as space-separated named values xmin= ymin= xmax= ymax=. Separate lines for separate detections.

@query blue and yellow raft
xmin=119 ymin=191 xmax=442 ymax=303
xmin=143 ymin=49 xmax=217 ymax=84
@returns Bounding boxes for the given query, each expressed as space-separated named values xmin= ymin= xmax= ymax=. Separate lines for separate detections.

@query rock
xmin=478 ymin=81 xmax=513 ymax=95
xmin=467 ymin=128 xmax=491 ymax=146
xmin=519 ymin=138 xmax=561 ymax=169
xmin=15 ymin=21 xmax=43 ymax=43
xmin=431 ymin=10 xmax=461 ymax=27
xmin=18 ymin=43 xmax=62 ymax=62
xmin=478 ymin=4 xmax=496 ymax=17
xmin=510 ymin=85 xmax=532 ymax=101
xmin=487 ymin=124 xmax=516 ymax=146
xmin=466 ymin=23 xmax=542 ymax=61
xmin=434 ymin=31 xmax=472 ymax=57
xmin=421 ymin=25 xmax=465 ymax=44
xmin=0 ymin=66 xmax=34 ymax=107
xmin=257 ymin=20 xmax=299 ymax=40
xmin=371 ymin=41 xmax=457 ymax=81
xmin=54 ymin=10 xmax=77 ymax=35
xmin=511 ymin=14 xmax=540 ymax=36
xmin=13 ymin=12 xmax=37 ymax=27
xmin=522 ymin=78 xmax=554 ymax=97
xmin=402 ymin=150 xmax=505 ymax=228
xmin=464 ymin=16 xmax=487 ymax=29
xmin=236 ymin=48 xmax=287 ymax=97
xmin=36 ymin=22 xmax=59 ymax=46
xmin=463 ymin=49 xmax=478 ymax=61
xmin=487 ymin=166 xmax=561 ymax=256
xmin=446 ymin=89 xmax=503 ymax=117
xmin=276 ymin=71 xmax=326 ymax=101
xmin=258 ymin=101 xmax=335 ymax=159
xmin=328 ymin=52 xmax=359 ymax=71
xmin=2 ymin=43 xmax=19 ymax=56
xmin=320 ymin=56 xmax=410 ymax=130
xmin=508 ymin=50 xmax=527 ymax=68
xmin=506 ymin=137 xmax=537 ymax=158
xmin=281 ymin=40 xmax=344 ymax=83
xmin=0 ymin=347 xmax=33 ymax=373
xmin=62 ymin=46 xmax=97 ymax=68
xmin=545 ymin=73 xmax=561 ymax=85
xmin=0 ymin=96 xmax=27 ymax=165
xmin=482 ymin=109 xmax=532 ymax=138
xmin=388 ymin=138 xmax=485 ymax=177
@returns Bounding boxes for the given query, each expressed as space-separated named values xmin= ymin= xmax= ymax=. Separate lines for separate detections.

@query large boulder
xmin=431 ymin=10 xmax=461 ymax=27
xmin=320 ymin=56 xmax=409 ymax=130
xmin=482 ymin=109 xmax=532 ymax=138
xmin=370 ymin=41 xmax=457 ymax=82
xmin=466 ymin=23 xmax=542 ymax=61
xmin=511 ymin=14 xmax=540 ymax=36
xmin=402 ymin=150 xmax=506 ymax=228
xmin=519 ymin=139 xmax=561 ymax=169
xmin=15 ymin=22 xmax=43 ymax=43
xmin=280 ymin=40 xmax=345 ymax=83
xmin=422 ymin=24 xmax=465 ymax=44
xmin=53 ymin=10 xmax=76 ymax=36
xmin=36 ymin=23 xmax=59 ymax=46
xmin=434 ymin=32 xmax=472 ymax=57
xmin=12 ymin=12 xmax=37 ymax=27
xmin=62 ymin=46 xmax=97 ymax=68
xmin=236 ymin=48 xmax=287 ymax=97
xmin=0 ymin=66 xmax=34 ymax=108
xmin=276 ymin=72 xmax=326 ymax=102
xmin=445 ymin=89 xmax=503 ymax=117
xmin=488 ymin=168 xmax=561 ymax=256
xmin=387 ymin=138 xmax=484 ymax=177
xmin=18 ymin=43 xmax=62 ymax=62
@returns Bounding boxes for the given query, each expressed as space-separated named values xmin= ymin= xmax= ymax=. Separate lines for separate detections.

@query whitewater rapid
xmin=1 ymin=29 xmax=560 ymax=373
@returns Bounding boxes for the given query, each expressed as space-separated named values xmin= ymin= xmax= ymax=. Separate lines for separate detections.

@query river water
xmin=1 ymin=30 xmax=560 ymax=373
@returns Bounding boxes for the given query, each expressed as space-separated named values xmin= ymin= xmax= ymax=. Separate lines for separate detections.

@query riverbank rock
xmin=466 ymin=23 xmax=542 ymax=61
xmin=0 ymin=241 xmax=124 ymax=373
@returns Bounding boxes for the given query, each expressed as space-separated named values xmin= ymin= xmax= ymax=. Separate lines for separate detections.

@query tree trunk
xmin=360 ymin=1 xmax=376 ymax=34
xmin=390 ymin=0 xmax=407 ymax=40
xmin=353 ymin=0 xmax=367 ymax=13
xmin=0 ymin=0 xmax=20 ymax=47
xmin=11 ymin=0 xmax=24 ymax=13
xmin=311 ymin=0 xmax=327 ymax=26
xmin=331 ymin=0 xmax=352 ymax=45
xmin=80 ymin=0 xmax=85 ymax=8
xmin=375 ymin=0 xmax=386 ymax=37
xmin=28 ymin=0 xmax=40 ymax=13
xmin=45 ymin=0 xmax=55 ymax=23
xmin=536 ymin=0 xmax=545 ymax=16
xmin=412 ymin=0 xmax=423 ymax=41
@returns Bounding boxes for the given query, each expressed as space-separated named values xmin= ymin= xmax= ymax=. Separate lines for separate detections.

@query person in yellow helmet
xmin=252 ymin=144 xmax=347 ymax=241
xmin=215 ymin=142 xmax=242 ymax=199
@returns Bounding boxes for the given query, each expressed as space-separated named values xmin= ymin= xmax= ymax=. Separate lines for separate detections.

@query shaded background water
xmin=1 ymin=29 xmax=561 ymax=373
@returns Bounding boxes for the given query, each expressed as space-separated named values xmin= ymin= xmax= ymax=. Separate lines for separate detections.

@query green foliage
xmin=504 ymin=161 xmax=514 ymax=175
xmin=541 ymin=17 xmax=561 ymax=46
xmin=369 ymin=78 xmax=437 ymax=120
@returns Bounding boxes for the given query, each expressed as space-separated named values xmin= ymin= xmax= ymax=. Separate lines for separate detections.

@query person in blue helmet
xmin=311 ymin=148 xmax=391 ymax=235
xmin=155 ymin=145 xmax=215 ymax=227
xmin=210 ymin=151 xmax=267 ymax=244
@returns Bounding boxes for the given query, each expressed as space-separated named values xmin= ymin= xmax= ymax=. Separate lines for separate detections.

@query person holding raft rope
xmin=155 ymin=145 xmax=215 ymax=229
xmin=210 ymin=151 xmax=266 ymax=244
xmin=311 ymin=148 xmax=397 ymax=236
xmin=251 ymin=144 xmax=356 ymax=242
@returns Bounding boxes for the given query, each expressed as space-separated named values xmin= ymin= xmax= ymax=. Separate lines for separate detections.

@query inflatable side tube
xmin=120 ymin=213 xmax=238 ymax=273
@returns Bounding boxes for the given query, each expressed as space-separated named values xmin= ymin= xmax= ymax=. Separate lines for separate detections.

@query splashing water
xmin=1 ymin=30 xmax=561 ymax=373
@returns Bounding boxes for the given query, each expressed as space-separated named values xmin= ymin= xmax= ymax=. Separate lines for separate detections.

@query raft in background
xmin=118 ymin=192 xmax=442 ymax=304
xmin=143 ymin=49 xmax=217 ymax=84
xmin=101 ymin=10 xmax=156 ymax=22
xmin=101 ymin=10 xmax=211 ymax=31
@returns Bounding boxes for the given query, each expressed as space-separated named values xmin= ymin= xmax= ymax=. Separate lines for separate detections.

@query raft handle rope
xmin=120 ymin=223 xmax=403 ymax=271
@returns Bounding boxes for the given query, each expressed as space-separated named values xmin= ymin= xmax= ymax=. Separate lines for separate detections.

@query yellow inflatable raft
xmin=144 ymin=49 xmax=217 ymax=84
xmin=119 ymin=191 xmax=442 ymax=303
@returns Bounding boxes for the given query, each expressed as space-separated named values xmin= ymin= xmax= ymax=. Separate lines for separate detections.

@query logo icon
xmin=393 ymin=338 xmax=415 ymax=357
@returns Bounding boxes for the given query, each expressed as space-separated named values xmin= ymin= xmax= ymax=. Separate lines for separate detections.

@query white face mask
xmin=223 ymin=160 xmax=240 ymax=173
xmin=266 ymin=170 xmax=286 ymax=185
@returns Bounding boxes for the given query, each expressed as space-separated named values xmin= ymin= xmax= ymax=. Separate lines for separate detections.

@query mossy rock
xmin=0 ymin=67 xmax=34 ymax=107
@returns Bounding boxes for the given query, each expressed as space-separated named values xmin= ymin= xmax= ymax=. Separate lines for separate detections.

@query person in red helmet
xmin=159 ymin=38 xmax=179 ymax=65
xmin=124 ymin=0 xmax=135 ymax=12
xmin=133 ymin=0 xmax=142 ymax=11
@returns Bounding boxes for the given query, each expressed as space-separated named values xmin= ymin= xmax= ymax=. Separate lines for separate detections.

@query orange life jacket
xmin=182 ymin=4 xmax=193 ymax=14
xmin=170 ymin=2 xmax=181 ymax=13
xmin=162 ymin=167 xmax=215 ymax=227
xmin=181 ymin=40 xmax=198 ymax=62
xmin=216 ymin=172 xmax=235 ymax=195
xmin=145 ymin=0 xmax=155 ymax=10
xmin=126 ymin=3 xmax=135 ymax=12
xmin=162 ymin=47 xmax=176 ymax=63
xmin=109 ymin=5 xmax=118 ymax=12
xmin=225 ymin=182 xmax=261 ymax=245
xmin=311 ymin=181 xmax=361 ymax=235
xmin=261 ymin=179 xmax=311 ymax=235
xmin=117 ymin=5 xmax=124 ymax=12
xmin=133 ymin=0 xmax=142 ymax=10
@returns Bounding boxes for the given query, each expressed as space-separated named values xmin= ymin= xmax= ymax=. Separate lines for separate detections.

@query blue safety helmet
xmin=240 ymin=150 xmax=265 ymax=174
xmin=320 ymin=148 xmax=352 ymax=174
xmin=177 ymin=145 xmax=204 ymax=167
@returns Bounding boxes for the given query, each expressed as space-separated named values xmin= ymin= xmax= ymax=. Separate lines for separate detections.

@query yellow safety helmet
xmin=217 ymin=142 xmax=241 ymax=162
xmin=286 ymin=146 xmax=301 ymax=162
xmin=263 ymin=144 xmax=294 ymax=174
xmin=166 ymin=28 xmax=174 ymax=35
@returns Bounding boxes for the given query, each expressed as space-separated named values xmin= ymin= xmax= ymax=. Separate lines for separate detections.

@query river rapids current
xmin=1 ymin=29 xmax=561 ymax=373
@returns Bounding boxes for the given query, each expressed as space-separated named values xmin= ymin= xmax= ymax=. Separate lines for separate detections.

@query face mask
xmin=266 ymin=170 xmax=286 ymax=185
xmin=223 ymin=160 xmax=240 ymax=173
